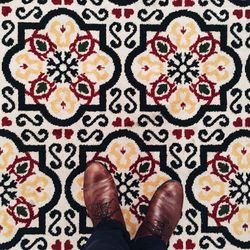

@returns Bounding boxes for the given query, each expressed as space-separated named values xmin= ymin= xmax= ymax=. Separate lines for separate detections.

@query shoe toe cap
xmin=84 ymin=161 xmax=109 ymax=188
xmin=156 ymin=180 xmax=184 ymax=206
xmin=163 ymin=180 xmax=183 ymax=196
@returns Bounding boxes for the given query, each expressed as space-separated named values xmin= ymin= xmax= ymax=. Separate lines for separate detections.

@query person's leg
xmin=84 ymin=220 xmax=130 ymax=250
xmin=131 ymin=235 xmax=166 ymax=250
xmin=83 ymin=162 xmax=130 ymax=250
xmin=132 ymin=180 xmax=183 ymax=250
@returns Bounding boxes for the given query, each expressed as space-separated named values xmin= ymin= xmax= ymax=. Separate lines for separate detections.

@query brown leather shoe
xmin=83 ymin=161 xmax=125 ymax=227
xmin=135 ymin=180 xmax=183 ymax=244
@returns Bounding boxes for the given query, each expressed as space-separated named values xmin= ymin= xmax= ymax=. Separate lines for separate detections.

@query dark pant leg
xmin=83 ymin=220 xmax=131 ymax=250
xmin=132 ymin=236 xmax=167 ymax=250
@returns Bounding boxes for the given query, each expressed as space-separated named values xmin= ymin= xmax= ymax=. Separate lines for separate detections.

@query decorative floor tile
xmin=0 ymin=0 xmax=249 ymax=249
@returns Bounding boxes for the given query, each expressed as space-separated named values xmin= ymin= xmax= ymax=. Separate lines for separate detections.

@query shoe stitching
xmin=145 ymin=219 xmax=169 ymax=237
xmin=92 ymin=199 xmax=119 ymax=223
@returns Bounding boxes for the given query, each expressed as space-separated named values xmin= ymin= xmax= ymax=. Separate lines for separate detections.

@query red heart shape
xmin=246 ymin=10 xmax=250 ymax=19
xmin=233 ymin=9 xmax=243 ymax=19
xmin=124 ymin=8 xmax=134 ymax=18
xmin=64 ymin=0 xmax=73 ymax=4
xmin=233 ymin=117 xmax=243 ymax=127
xmin=173 ymin=239 xmax=183 ymax=249
xmin=172 ymin=129 xmax=182 ymax=139
xmin=173 ymin=0 xmax=182 ymax=6
xmin=124 ymin=117 xmax=134 ymax=127
xmin=185 ymin=0 xmax=195 ymax=6
xmin=52 ymin=129 xmax=63 ymax=139
xmin=112 ymin=8 xmax=122 ymax=19
xmin=2 ymin=6 xmax=12 ymax=17
xmin=64 ymin=240 xmax=73 ymax=250
xmin=52 ymin=0 xmax=62 ymax=4
xmin=185 ymin=129 xmax=194 ymax=139
xmin=65 ymin=129 xmax=74 ymax=139
xmin=51 ymin=240 xmax=61 ymax=250
xmin=186 ymin=239 xmax=196 ymax=249
xmin=2 ymin=117 xmax=12 ymax=127
xmin=245 ymin=118 xmax=250 ymax=127
xmin=112 ymin=117 xmax=122 ymax=127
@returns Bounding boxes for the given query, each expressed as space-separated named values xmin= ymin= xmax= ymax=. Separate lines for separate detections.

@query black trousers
xmin=83 ymin=220 xmax=166 ymax=250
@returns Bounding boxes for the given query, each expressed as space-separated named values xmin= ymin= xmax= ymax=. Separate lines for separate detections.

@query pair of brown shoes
xmin=84 ymin=162 xmax=183 ymax=244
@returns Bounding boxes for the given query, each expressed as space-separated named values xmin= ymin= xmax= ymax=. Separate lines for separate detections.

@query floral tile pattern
xmin=188 ymin=131 xmax=250 ymax=248
xmin=0 ymin=0 xmax=249 ymax=249
xmin=0 ymin=130 xmax=59 ymax=249
xmin=126 ymin=12 xmax=241 ymax=125
xmin=3 ymin=10 xmax=120 ymax=125
xmin=69 ymin=133 xmax=179 ymax=237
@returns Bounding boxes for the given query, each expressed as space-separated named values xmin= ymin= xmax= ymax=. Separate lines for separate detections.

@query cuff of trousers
xmin=132 ymin=235 xmax=166 ymax=250
xmin=93 ymin=219 xmax=131 ymax=244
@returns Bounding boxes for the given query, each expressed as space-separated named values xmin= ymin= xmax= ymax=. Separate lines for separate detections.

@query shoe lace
xmin=145 ymin=219 xmax=168 ymax=237
xmin=92 ymin=199 xmax=118 ymax=222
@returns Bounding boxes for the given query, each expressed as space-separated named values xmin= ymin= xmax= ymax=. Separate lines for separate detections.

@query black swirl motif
xmin=200 ymin=236 xmax=226 ymax=249
xmin=203 ymin=114 xmax=229 ymax=127
xmin=230 ymin=88 xmax=243 ymax=114
xmin=138 ymin=114 xmax=164 ymax=127
xmin=109 ymin=88 xmax=122 ymax=113
xmin=49 ymin=144 xmax=63 ymax=169
xmin=16 ymin=6 xmax=43 ymax=19
xmin=2 ymin=20 xmax=15 ymax=47
xmin=143 ymin=129 xmax=168 ymax=142
xmin=109 ymin=22 xmax=122 ymax=48
xmin=16 ymin=114 xmax=43 ymax=127
xmin=169 ymin=143 xmax=182 ymax=169
xmin=203 ymin=9 xmax=229 ymax=22
xmin=21 ymin=129 xmax=49 ymax=143
xmin=77 ymin=129 xmax=103 ymax=142
xmin=2 ymin=86 xmax=15 ymax=112
xmin=82 ymin=8 xmax=108 ymax=21
xmin=82 ymin=114 xmax=108 ymax=127
xmin=198 ymin=0 xmax=224 ymax=7
xmin=230 ymin=23 xmax=243 ymax=49
xmin=124 ymin=22 xmax=137 ymax=49
xmin=65 ymin=144 xmax=77 ymax=169
xmin=48 ymin=210 xmax=62 ymax=236
xmin=124 ymin=88 xmax=137 ymax=113
xmin=173 ymin=223 xmax=183 ymax=235
xmin=64 ymin=209 xmax=77 ymax=236
xmin=185 ymin=209 xmax=199 ymax=235
xmin=198 ymin=129 xmax=224 ymax=143
xmin=185 ymin=144 xmax=197 ymax=169
xmin=138 ymin=9 xmax=164 ymax=22
xmin=20 ymin=238 xmax=47 ymax=250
